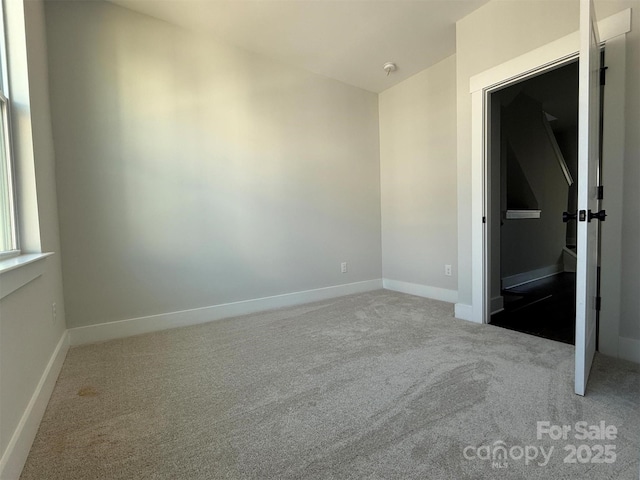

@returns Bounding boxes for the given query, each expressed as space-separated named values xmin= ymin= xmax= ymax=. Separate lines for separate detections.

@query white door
xmin=575 ymin=0 xmax=602 ymax=396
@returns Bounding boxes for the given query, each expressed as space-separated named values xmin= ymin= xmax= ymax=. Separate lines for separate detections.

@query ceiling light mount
xmin=383 ymin=62 xmax=397 ymax=76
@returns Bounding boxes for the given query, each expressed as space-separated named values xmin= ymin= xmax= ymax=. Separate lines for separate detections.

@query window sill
xmin=0 ymin=252 xmax=53 ymax=300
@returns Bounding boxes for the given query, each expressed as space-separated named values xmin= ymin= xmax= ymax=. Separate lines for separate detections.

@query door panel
xmin=575 ymin=0 xmax=601 ymax=396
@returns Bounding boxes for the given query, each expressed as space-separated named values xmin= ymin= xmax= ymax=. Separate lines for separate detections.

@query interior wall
xmin=611 ymin=2 xmax=640 ymax=342
xmin=44 ymin=1 xmax=382 ymax=329
xmin=489 ymin=96 xmax=501 ymax=307
xmin=556 ymin=126 xmax=579 ymax=246
xmin=500 ymin=94 xmax=568 ymax=278
xmin=0 ymin=0 xmax=67 ymax=472
xmin=456 ymin=0 xmax=640 ymax=343
xmin=456 ymin=0 xmax=579 ymax=311
xmin=378 ymin=55 xmax=457 ymax=294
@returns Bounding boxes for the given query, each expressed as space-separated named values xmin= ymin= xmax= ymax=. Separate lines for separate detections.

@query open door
xmin=575 ymin=0 xmax=602 ymax=396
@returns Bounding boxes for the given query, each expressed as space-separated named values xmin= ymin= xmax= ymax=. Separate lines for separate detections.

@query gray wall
xmin=45 ymin=1 xmax=382 ymax=328
xmin=456 ymin=0 xmax=640 ymax=342
xmin=38 ymin=0 xmax=640 ymax=342
xmin=379 ymin=55 xmax=458 ymax=292
xmin=0 ymin=0 xmax=67 ymax=470
xmin=614 ymin=1 xmax=640 ymax=341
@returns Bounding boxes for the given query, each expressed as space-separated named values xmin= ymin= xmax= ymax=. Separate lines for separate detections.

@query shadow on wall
xmin=500 ymin=93 xmax=574 ymax=282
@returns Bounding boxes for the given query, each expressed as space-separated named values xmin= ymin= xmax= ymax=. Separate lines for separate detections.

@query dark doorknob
xmin=563 ymin=211 xmax=577 ymax=223
xmin=588 ymin=210 xmax=607 ymax=222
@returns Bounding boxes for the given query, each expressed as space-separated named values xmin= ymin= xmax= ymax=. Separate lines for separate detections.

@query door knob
xmin=562 ymin=211 xmax=577 ymax=223
xmin=588 ymin=210 xmax=607 ymax=222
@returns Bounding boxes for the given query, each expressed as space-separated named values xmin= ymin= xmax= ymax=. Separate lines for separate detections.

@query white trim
xmin=471 ymin=89 xmax=486 ymax=325
xmin=0 ymin=331 xmax=69 ymax=480
xmin=542 ymin=110 xmax=573 ymax=186
xmin=490 ymin=296 xmax=504 ymax=314
xmin=469 ymin=9 xmax=631 ymax=326
xmin=0 ymin=252 xmax=52 ymax=299
xmin=470 ymin=34 xmax=578 ymax=93
xmin=382 ymin=279 xmax=458 ymax=303
xmin=618 ymin=337 xmax=640 ymax=365
xmin=502 ymin=264 xmax=564 ymax=290
xmin=598 ymin=8 xmax=631 ymax=43
xmin=454 ymin=303 xmax=475 ymax=322
xmin=469 ymin=9 xmax=631 ymax=93
xmin=505 ymin=210 xmax=541 ymax=220
xmin=69 ymin=279 xmax=383 ymax=345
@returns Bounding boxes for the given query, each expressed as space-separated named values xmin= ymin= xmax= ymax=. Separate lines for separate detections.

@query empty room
xmin=1 ymin=0 xmax=639 ymax=479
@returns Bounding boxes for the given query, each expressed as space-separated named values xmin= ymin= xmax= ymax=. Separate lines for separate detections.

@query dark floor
xmin=490 ymin=272 xmax=576 ymax=345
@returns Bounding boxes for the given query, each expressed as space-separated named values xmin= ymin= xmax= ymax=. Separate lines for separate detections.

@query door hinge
xmin=600 ymin=66 xmax=608 ymax=86
xmin=595 ymin=296 xmax=602 ymax=311
xmin=597 ymin=186 xmax=604 ymax=200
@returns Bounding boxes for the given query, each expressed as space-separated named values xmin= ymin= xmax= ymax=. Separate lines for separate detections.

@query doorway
xmin=466 ymin=9 xmax=630 ymax=396
xmin=487 ymin=61 xmax=580 ymax=345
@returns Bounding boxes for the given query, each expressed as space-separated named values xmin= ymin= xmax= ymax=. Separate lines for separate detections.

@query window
xmin=0 ymin=2 xmax=18 ymax=258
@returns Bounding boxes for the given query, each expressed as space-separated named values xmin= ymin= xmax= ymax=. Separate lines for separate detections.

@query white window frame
xmin=0 ymin=0 xmax=19 ymax=259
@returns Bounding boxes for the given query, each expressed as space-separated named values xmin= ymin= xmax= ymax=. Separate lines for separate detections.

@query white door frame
xmin=468 ymin=10 xmax=631 ymax=332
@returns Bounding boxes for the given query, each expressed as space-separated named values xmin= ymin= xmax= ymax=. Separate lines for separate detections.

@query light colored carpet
xmin=20 ymin=290 xmax=640 ymax=479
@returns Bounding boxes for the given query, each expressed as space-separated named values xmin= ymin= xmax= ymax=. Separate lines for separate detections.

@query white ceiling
xmin=109 ymin=0 xmax=489 ymax=93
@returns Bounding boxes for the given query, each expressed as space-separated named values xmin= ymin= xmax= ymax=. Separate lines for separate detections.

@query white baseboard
xmin=382 ymin=279 xmax=458 ymax=304
xmin=618 ymin=336 xmax=640 ymax=364
xmin=454 ymin=303 xmax=473 ymax=322
xmin=0 ymin=331 xmax=69 ymax=480
xmin=502 ymin=264 xmax=563 ymax=289
xmin=69 ymin=279 xmax=383 ymax=346
xmin=491 ymin=296 xmax=504 ymax=314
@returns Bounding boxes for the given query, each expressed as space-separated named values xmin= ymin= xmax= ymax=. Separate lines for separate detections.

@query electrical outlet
xmin=445 ymin=264 xmax=452 ymax=276
xmin=341 ymin=262 xmax=348 ymax=273
xmin=52 ymin=302 xmax=57 ymax=322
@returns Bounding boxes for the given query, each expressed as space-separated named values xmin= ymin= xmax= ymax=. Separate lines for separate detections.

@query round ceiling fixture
xmin=383 ymin=62 xmax=397 ymax=76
